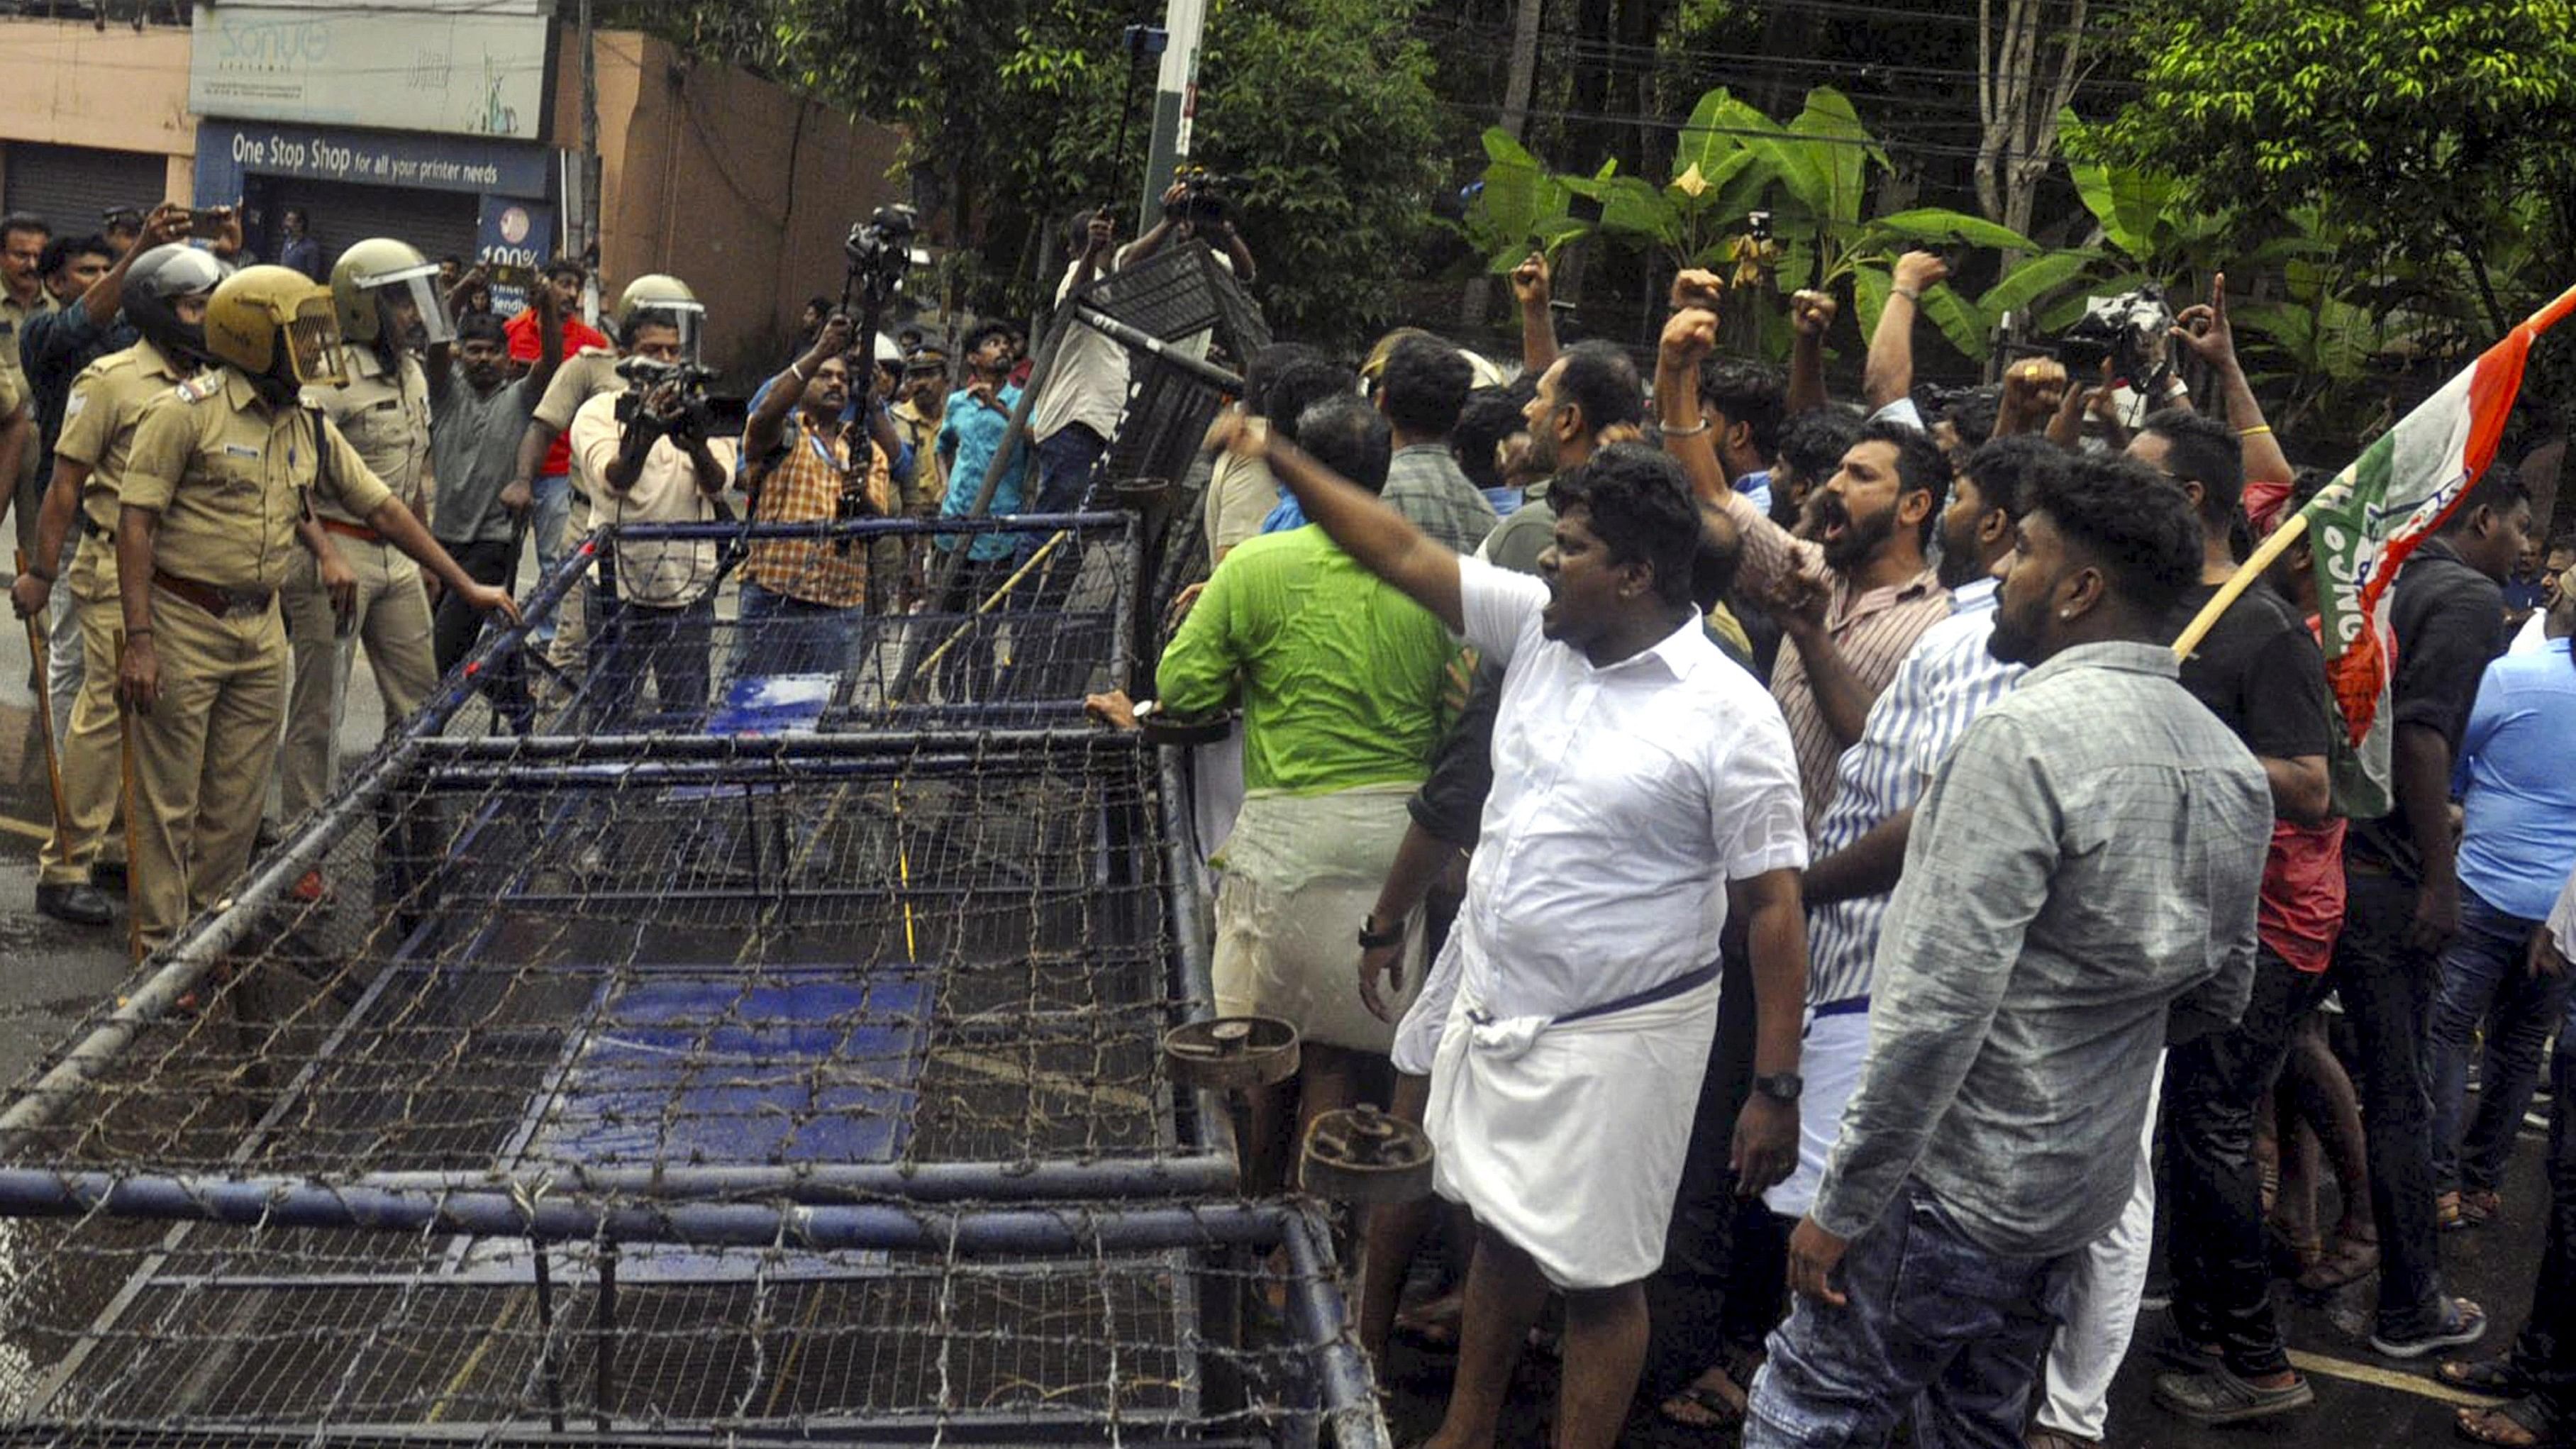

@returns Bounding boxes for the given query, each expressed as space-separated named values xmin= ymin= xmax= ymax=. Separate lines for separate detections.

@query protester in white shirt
xmin=1206 ymin=415 xmax=1808 ymax=1449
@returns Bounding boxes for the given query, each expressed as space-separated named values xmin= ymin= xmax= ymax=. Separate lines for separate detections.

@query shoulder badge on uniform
xmin=176 ymin=376 xmax=222 ymax=404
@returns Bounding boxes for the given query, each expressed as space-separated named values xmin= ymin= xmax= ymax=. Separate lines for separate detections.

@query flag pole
xmin=2171 ymin=509 xmax=2313 ymax=660
xmin=2176 ymin=277 xmax=2576 ymax=662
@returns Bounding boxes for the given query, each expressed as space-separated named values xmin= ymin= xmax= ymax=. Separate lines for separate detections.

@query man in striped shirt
xmin=1658 ymin=284 xmax=1953 ymax=835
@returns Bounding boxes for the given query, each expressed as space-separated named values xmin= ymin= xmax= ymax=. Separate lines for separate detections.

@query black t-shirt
xmin=2173 ymin=582 xmax=2335 ymax=769
xmin=2346 ymin=537 xmax=2506 ymax=880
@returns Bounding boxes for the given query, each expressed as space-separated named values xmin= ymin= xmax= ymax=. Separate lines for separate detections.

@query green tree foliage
xmin=606 ymin=0 xmax=1448 ymax=349
xmin=2089 ymin=0 xmax=2576 ymax=338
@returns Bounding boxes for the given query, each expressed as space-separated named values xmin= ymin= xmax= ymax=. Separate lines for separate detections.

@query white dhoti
xmin=1212 ymin=785 xmax=1422 ymax=1053
xmin=1424 ymin=972 xmax=1721 ymax=1290
xmin=1391 ymin=930 xmax=1463 ymax=1077
xmin=1763 ymin=1005 xmax=1872 ymax=1220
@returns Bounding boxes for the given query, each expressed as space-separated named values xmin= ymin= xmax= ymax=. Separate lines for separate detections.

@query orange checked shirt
xmin=744 ymin=414 xmax=896 ymax=609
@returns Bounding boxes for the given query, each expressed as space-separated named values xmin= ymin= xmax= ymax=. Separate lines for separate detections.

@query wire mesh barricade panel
xmin=431 ymin=514 xmax=1141 ymax=740
xmin=0 ymin=1206 xmax=1387 ymax=1448
xmin=0 ymin=733 xmax=1225 ymax=1199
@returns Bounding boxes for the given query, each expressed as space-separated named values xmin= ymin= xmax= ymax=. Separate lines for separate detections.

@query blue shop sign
xmin=195 ymin=119 xmax=550 ymax=201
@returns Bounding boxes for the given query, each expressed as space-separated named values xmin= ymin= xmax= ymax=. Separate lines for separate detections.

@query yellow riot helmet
xmin=204 ymin=264 xmax=348 ymax=401
xmin=612 ymin=273 xmax=704 ymax=363
xmin=331 ymin=236 xmax=453 ymax=350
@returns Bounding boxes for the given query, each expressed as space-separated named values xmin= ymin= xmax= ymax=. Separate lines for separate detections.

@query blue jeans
xmin=2428 ymin=883 xmax=2573 ymax=1195
xmin=2509 ymin=1016 xmax=2576 ymax=1419
xmin=732 ymin=579 xmax=861 ymax=680
xmin=588 ymin=594 xmax=714 ymax=728
xmin=1746 ymin=1184 xmax=2076 ymax=1448
xmin=530 ymin=472 xmax=572 ymax=645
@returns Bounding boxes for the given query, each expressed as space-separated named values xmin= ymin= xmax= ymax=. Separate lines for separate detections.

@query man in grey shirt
xmin=429 ymin=303 xmax=560 ymax=709
xmin=1370 ymin=333 xmax=1496 ymax=553
xmin=1745 ymin=454 xmax=2271 ymax=1448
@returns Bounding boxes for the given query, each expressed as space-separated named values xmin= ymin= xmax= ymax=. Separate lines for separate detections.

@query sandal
xmin=1391 ymin=1292 xmax=1462 ymax=1353
xmin=2441 ymin=1192 xmax=2467 ymax=1231
xmin=1658 ymin=1374 xmax=1748 ymax=1431
xmin=2268 ymin=1221 xmax=2326 ymax=1278
xmin=2297 ymin=1231 xmax=2381 ymax=1295
xmin=2461 ymin=1189 xmax=2502 ymax=1228
xmin=2441 ymin=1358 xmax=2533 ymax=1397
xmin=2457 ymin=1396 xmax=2558 ymax=1447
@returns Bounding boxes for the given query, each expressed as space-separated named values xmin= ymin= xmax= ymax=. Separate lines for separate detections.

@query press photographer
xmin=567 ymin=299 xmax=728 ymax=723
xmin=735 ymin=310 xmax=899 ymax=676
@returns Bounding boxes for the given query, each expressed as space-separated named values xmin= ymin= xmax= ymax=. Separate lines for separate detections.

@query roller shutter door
xmin=260 ymin=178 xmax=483 ymax=277
xmin=2 ymin=143 xmax=171 ymax=237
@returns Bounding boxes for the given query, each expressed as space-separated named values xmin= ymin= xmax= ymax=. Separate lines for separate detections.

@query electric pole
xmin=1137 ymin=0 xmax=1206 ymax=231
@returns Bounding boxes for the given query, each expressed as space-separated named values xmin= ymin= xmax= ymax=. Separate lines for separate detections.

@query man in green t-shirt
xmin=1157 ymin=393 xmax=1457 ymax=1192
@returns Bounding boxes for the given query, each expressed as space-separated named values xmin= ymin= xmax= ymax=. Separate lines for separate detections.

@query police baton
xmin=13 ymin=550 xmax=70 ymax=850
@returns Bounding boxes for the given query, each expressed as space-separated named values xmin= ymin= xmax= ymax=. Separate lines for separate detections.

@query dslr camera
xmin=2055 ymin=284 xmax=2176 ymax=392
xmin=845 ymin=204 xmax=920 ymax=308
xmin=1167 ymin=165 xmax=1246 ymax=228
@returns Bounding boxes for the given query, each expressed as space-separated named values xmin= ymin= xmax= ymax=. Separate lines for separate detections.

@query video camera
xmin=2054 ymin=284 xmax=2177 ymax=393
xmin=844 ymin=204 xmax=920 ymax=310
xmin=614 ymin=355 xmax=719 ymax=445
xmin=1167 ymin=165 xmax=1245 ymax=228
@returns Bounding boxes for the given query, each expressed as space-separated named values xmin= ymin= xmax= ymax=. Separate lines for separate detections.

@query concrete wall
xmin=0 ymin=16 xmax=196 ymax=200
xmin=563 ymin=31 xmax=906 ymax=383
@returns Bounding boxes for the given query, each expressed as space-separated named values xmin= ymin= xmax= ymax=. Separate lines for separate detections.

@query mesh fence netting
xmin=0 ymin=509 xmax=1388 ymax=1446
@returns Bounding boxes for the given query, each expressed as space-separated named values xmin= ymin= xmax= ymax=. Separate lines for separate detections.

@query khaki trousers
xmin=128 ymin=583 xmax=289 ymax=950
xmin=277 ymin=536 xmax=435 ymax=826
xmin=35 ymin=535 xmax=127 ymax=887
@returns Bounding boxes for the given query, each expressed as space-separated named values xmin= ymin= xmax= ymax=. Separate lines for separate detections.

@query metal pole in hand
xmin=114 ymin=635 xmax=145 ymax=967
xmin=13 ymin=550 xmax=70 ymax=847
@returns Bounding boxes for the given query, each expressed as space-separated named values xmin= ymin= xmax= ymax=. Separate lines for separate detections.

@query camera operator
xmin=734 ymin=311 xmax=896 ymax=677
xmin=567 ymin=303 xmax=726 ymax=724
xmin=1026 ymin=179 xmax=1258 ymax=527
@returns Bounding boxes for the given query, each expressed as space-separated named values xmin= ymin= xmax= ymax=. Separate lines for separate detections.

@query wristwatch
xmin=1357 ymin=914 xmax=1405 ymax=950
xmin=1751 ymin=1072 xmax=1804 ymax=1104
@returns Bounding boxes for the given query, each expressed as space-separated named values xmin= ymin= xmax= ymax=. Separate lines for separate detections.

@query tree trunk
xmin=1462 ymin=0 xmax=1550 ymax=335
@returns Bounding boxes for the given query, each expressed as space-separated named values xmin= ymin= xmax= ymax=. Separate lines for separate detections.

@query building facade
xmin=0 ymin=4 xmax=902 ymax=383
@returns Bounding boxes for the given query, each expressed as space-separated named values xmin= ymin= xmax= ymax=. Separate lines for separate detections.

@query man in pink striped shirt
xmin=1658 ymin=299 xmax=1953 ymax=834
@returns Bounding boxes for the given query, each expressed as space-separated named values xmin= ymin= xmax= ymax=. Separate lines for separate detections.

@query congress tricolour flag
xmin=2303 ymin=282 xmax=2576 ymax=816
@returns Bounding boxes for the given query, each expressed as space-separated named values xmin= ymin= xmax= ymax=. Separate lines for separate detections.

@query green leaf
xmin=1852 ymin=265 xmax=1893 ymax=345
xmin=1787 ymin=87 xmax=1877 ymax=228
xmin=2068 ymin=158 xmax=2174 ymax=260
xmin=1975 ymin=250 xmax=2102 ymax=328
xmin=1919 ymin=282 xmax=1992 ymax=360
xmin=1869 ymin=208 xmax=2042 ymax=253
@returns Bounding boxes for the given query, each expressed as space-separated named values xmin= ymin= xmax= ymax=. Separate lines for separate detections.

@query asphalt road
xmin=0 ymin=570 xmax=2554 ymax=1448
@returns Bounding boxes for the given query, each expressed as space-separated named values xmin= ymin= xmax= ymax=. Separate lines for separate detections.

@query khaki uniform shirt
xmin=890 ymin=396 xmax=945 ymax=513
xmin=0 ymin=288 xmax=55 ymax=375
xmin=123 ymin=368 xmax=395 ymax=594
xmin=533 ymin=347 xmax=628 ymax=533
xmin=55 ymin=338 xmax=191 ymax=535
xmin=309 ymin=346 xmax=431 ymax=521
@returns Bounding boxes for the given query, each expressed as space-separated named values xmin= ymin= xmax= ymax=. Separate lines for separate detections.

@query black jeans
xmin=2326 ymin=869 xmax=2451 ymax=1336
xmin=591 ymin=595 xmax=714 ymax=728
xmin=2170 ymin=946 xmax=2331 ymax=1376
xmin=433 ymin=538 xmax=531 ymax=725
xmin=2511 ymin=1022 xmax=2576 ymax=1419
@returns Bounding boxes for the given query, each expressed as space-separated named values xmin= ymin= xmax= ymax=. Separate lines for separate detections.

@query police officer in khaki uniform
xmin=1 ymin=213 xmax=57 ymax=560
xmin=9 ymin=245 xmax=228 ymax=926
xmin=513 ymin=274 xmax=703 ymax=699
xmin=274 ymin=239 xmax=444 ymax=872
xmin=115 ymin=265 xmax=518 ymax=952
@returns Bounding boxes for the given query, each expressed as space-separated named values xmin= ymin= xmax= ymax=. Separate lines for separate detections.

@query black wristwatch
xmin=1357 ymin=914 xmax=1404 ymax=950
xmin=1751 ymin=1072 xmax=1804 ymax=1104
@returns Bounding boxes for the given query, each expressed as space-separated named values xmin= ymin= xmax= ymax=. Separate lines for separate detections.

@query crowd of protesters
xmin=6 ymin=179 xmax=2576 ymax=1449
xmin=1092 ymin=232 xmax=2573 ymax=1449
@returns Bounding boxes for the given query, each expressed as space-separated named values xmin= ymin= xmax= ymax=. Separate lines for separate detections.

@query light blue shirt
xmin=1803 ymin=577 xmax=2023 ymax=1006
xmin=936 ymin=384 xmax=1028 ymax=560
xmin=1735 ymin=467 xmax=1773 ymax=519
xmin=2455 ymin=636 xmax=2576 ymax=919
